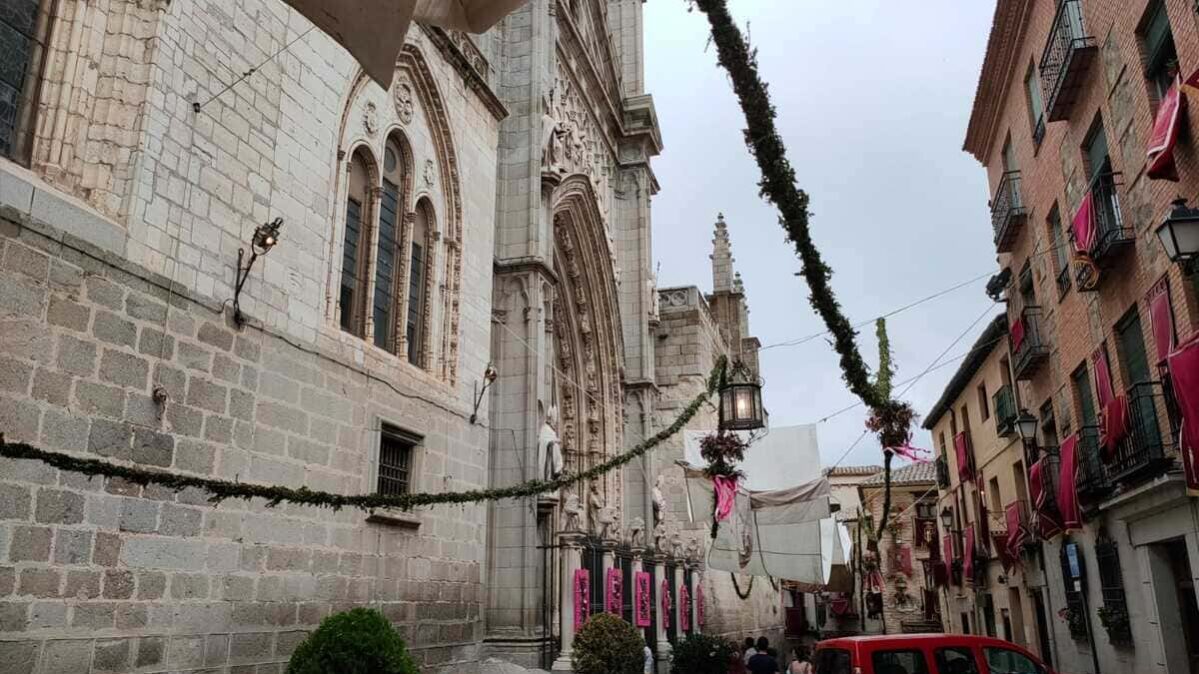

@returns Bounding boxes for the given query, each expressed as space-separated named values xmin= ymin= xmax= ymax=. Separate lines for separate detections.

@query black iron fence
xmin=1013 ymin=306 xmax=1050 ymax=380
xmin=1106 ymin=381 xmax=1176 ymax=487
xmin=992 ymin=171 xmax=1027 ymax=253
xmin=1040 ymin=0 xmax=1097 ymax=121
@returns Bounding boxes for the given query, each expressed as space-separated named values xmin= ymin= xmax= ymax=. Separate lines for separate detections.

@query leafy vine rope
xmin=0 ymin=359 xmax=726 ymax=512
xmin=691 ymin=0 xmax=916 ymax=538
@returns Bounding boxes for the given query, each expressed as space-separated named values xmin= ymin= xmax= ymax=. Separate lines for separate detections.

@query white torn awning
xmin=681 ymin=463 xmax=853 ymax=590
xmin=282 ymin=0 xmax=527 ymax=88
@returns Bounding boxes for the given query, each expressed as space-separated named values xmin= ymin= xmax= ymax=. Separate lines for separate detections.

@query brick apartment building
xmin=952 ymin=1 xmax=1199 ymax=672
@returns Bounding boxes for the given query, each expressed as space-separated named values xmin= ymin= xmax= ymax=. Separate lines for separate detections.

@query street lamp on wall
xmin=718 ymin=361 xmax=765 ymax=432
xmin=1155 ymin=198 xmax=1199 ymax=271
xmin=232 ymin=217 xmax=283 ymax=326
xmin=469 ymin=364 xmax=499 ymax=425
xmin=1015 ymin=410 xmax=1038 ymax=444
xmin=939 ymin=507 xmax=955 ymax=533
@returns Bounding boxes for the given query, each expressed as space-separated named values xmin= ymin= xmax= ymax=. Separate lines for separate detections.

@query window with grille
xmin=1096 ymin=530 xmax=1132 ymax=646
xmin=377 ymin=427 xmax=416 ymax=496
xmin=0 ymin=0 xmax=50 ymax=164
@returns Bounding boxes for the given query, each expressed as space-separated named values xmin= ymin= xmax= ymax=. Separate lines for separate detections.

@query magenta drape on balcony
xmin=963 ymin=526 xmax=976 ymax=583
xmin=954 ymin=432 xmax=972 ymax=483
xmin=1168 ymin=336 xmax=1199 ymax=495
xmin=1149 ymin=278 xmax=1176 ymax=365
xmin=1029 ymin=458 xmax=1063 ymax=539
xmin=1093 ymin=347 xmax=1129 ymax=459
xmin=1072 ymin=191 xmax=1096 ymax=254
xmin=1147 ymin=74 xmax=1184 ymax=182
xmin=1058 ymin=434 xmax=1083 ymax=531
xmin=1004 ymin=502 xmax=1028 ymax=563
xmin=1011 ymin=315 xmax=1027 ymax=353
xmin=992 ymin=533 xmax=1015 ymax=571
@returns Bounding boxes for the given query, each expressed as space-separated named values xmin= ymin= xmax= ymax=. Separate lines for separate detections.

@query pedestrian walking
xmin=747 ymin=637 xmax=781 ymax=674
xmin=787 ymin=647 xmax=813 ymax=674
xmin=742 ymin=637 xmax=758 ymax=665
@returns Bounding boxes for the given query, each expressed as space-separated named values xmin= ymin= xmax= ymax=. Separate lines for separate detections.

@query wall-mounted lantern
xmin=232 ymin=217 xmax=283 ymax=326
xmin=1155 ymin=198 xmax=1199 ymax=271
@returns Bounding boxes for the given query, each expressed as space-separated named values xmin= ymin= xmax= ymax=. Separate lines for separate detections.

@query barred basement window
xmin=377 ymin=427 xmax=416 ymax=496
xmin=0 ymin=0 xmax=51 ymax=164
xmin=1096 ymin=530 xmax=1133 ymax=647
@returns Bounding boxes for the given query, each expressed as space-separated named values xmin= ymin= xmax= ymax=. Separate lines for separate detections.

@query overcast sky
xmin=644 ymin=1 xmax=1004 ymax=469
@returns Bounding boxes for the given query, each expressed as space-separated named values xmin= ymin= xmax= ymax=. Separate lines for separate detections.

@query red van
xmin=812 ymin=634 xmax=1055 ymax=674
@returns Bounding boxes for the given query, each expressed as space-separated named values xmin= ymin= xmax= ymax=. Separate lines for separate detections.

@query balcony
xmin=1032 ymin=449 xmax=1062 ymax=540
xmin=1076 ymin=426 xmax=1113 ymax=510
xmin=1040 ymin=0 xmax=1097 ymax=122
xmin=1056 ymin=264 xmax=1072 ymax=298
xmin=1012 ymin=306 xmax=1050 ymax=381
xmin=935 ymin=455 xmax=951 ymax=489
xmin=993 ymin=385 xmax=1018 ymax=437
xmin=1105 ymin=381 xmax=1177 ymax=488
xmin=1075 ymin=173 xmax=1131 ymax=291
xmin=992 ymin=171 xmax=1028 ymax=253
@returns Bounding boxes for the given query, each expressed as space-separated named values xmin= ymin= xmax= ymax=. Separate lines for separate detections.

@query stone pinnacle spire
xmin=711 ymin=213 xmax=734 ymax=293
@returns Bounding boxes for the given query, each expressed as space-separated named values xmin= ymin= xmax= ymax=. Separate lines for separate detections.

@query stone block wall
xmin=0 ymin=209 xmax=490 ymax=673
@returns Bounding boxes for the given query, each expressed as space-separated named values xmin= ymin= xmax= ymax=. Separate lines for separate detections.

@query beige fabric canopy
xmin=283 ymin=0 xmax=527 ymax=88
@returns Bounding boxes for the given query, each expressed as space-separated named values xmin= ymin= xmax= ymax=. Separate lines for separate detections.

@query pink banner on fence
xmin=605 ymin=568 xmax=623 ymax=615
xmin=1168 ymin=336 xmax=1199 ymax=496
xmin=573 ymin=569 xmax=590 ymax=631
xmin=634 ymin=572 xmax=652 ymax=627
xmin=1149 ymin=277 xmax=1176 ymax=365
xmin=1148 ymin=73 xmax=1184 ymax=182
xmin=1072 ymin=191 xmax=1095 ymax=254
xmin=1093 ymin=347 xmax=1129 ymax=458
xmin=713 ymin=475 xmax=738 ymax=522
xmin=1058 ymin=435 xmax=1082 ymax=532
xmin=680 ymin=584 xmax=691 ymax=632
xmin=661 ymin=579 xmax=671 ymax=629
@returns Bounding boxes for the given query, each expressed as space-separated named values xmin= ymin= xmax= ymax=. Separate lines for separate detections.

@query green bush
xmin=571 ymin=613 xmax=645 ymax=674
xmin=670 ymin=633 xmax=738 ymax=674
xmin=286 ymin=608 xmax=418 ymax=674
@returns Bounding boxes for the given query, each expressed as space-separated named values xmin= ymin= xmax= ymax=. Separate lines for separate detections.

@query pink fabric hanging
xmin=696 ymin=584 xmax=705 ymax=627
xmin=963 ymin=526 xmax=976 ymax=584
xmin=899 ymin=545 xmax=913 ymax=577
xmin=660 ymin=579 xmax=671 ymax=629
xmin=1011 ymin=315 xmax=1027 ymax=353
xmin=634 ymin=572 xmax=652 ymax=627
xmin=605 ymin=568 xmax=623 ymax=615
xmin=1058 ymin=435 xmax=1083 ymax=531
xmin=830 ymin=594 xmax=850 ymax=616
xmin=1148 ymin=73 xmax=1184 ymax=182
xmin=954 ymin=432 xmax=973 ymax=483
xmin=1093 ymin=347 xmax=1129 ymax=458
xmin=1149 ymin=278 xmax=1176 ymax=366
xmin=1168 ymin=336 xmax=1199 ymax=496
xmin=891 ymin=442 xmax=931 ymax=464
xmin=573 ymin=569 xmax=590 ymax=631
xmin=1029 ymin=458 xmax=1063 ymax=539
xmin=679 ymin=584 xmax=691 ymax=632
xmin=713 ymin=475 xmax=738 ymax=522
xmin=1072 ymin=191 xmax=1096 ymax=254
xmin=1004 ymin=502 xmax=1028 ymax=563
xmin=992 ymin=533 xmax=1015 ymax=572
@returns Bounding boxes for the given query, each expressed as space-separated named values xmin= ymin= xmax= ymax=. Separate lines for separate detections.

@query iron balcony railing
xmin=1076 ymin=426 xmax=1113 ymax=510
xmin=1056 ymin=263 xmax=1072 ymax=298
xmin=993 ymin=385 xmax=1018 ymax=437
xmin=992 ymin=171 xmax=1028 ymax=253
xmin=1012 ymin=306 xmax=1050 ymax=381
xmin=1040 ymin=0 xmax=1098 ymax=122
xmin=1089 ymin=172 xmax=1131 ymax=263
xmin=1105 ymin=381 xmax=1177 ymax=488
xmin=1033 ymin=116 xmax=1047 ymax=149
xmin=935 ymin=454 xmax=951 ymax=489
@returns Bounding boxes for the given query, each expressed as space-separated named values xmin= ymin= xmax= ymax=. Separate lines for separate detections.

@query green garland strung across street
xmin=690 ymin=0 xmax=916 ymax=539
xmin=0 ymin=359 xmax=727 ymax=512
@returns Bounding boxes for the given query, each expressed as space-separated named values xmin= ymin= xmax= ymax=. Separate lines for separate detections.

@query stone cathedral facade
xmin=0 ymin=0 xmax=781 ymax=671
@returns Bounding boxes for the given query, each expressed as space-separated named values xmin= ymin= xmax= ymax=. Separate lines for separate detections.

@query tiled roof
xmin=859 ymin=462 xmax=937 ymax=487
xmin=963 ymin=0 xmax=1034 ymax=163
xmin=824 ymin=465 xmax=885 ymax=477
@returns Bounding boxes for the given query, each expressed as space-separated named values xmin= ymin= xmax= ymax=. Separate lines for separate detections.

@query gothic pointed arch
xmin=551 ymin=174 xmax=625 ymax=515
xmin=396 ymin=44 xmax=465 ymax=384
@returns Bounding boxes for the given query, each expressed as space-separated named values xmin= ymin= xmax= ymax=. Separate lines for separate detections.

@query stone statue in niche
xmin=541 ymin=91 xmax=565 ymax=174
xmin=363 ymin=101 xmax=378 ymax=137
xmin=538 ymin=405 xmax=565 ymax=482
xmin=652 ymin=475 xmax=667 ymax=526
xmin=563 ymin=492 xmax=583 ymax=532
xmin=652 ymin=517 xmax=668 ymax=551
xmin=589 ymin=482 xmax=616 ymax=540
xmin=627 ymin=516 xmax=645 ymax=548
xmin=685 ymin=536 xmax=703 ymax=563
xmin=423 ymin=159 xmax=436 ymax=187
